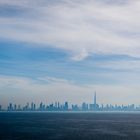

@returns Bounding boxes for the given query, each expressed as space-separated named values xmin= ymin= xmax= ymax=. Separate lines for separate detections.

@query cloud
xmin=71 ymin=48 xmax=89 ymax=61
xmin=0 ymin=0 xmax=140 ymax=60
xmin=37 ymin=76 xmax=74 ymax=84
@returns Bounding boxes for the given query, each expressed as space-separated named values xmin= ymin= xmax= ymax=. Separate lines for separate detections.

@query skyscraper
xmin=64 ymin=102 xmax=68 ymax=111
xmin=94 ymin=91 xmax=96 ymax=105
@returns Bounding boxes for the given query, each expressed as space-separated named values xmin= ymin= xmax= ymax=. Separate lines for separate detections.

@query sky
xmin=0 ymin=0 xmax=140 ymax=107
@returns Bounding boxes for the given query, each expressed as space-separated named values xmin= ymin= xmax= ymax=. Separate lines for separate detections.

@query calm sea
xmin=0 ymin=112 xmax=140 ymax=140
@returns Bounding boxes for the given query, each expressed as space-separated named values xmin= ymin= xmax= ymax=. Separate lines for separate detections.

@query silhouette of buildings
xmin=0 ymin=92 xmax=140 ymax=112
xmin=89 ymin=92 xmax=99 ymax=111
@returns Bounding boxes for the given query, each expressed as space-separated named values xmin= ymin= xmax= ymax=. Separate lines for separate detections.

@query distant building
xmin=39 ymin=102 xmax=43 ymax=111
xmin=64 ymin=102 xmax=68 ymax=111
xmin=31 ymin=102 xmax=36 ymax=111
xmin=72 ymin=104 xmax=79 ymax=111
xmin=94 ymin=91 xmax=96 ymax=105
xmin=33 ymin=103 xmax=36 ymax=110
xmin=14 ymin=104 xmax=17 ymax=111
xmin=82 ymin=102 xmax=88 ymax=111
xmin=89 ymin=91 xmax=99 ymax=111
xmin=17 ymin=105 xmax=21 ymax=111
xmin=8 ymin=103 xmax=13 ymax=111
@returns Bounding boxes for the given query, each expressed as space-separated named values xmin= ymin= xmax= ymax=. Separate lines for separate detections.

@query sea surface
xmin=0 ymin=112 xmax=140 ymax=140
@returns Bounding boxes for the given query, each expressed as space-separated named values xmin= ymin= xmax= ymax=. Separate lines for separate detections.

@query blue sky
xmin=0 ymin=0 xmax=140 ymax=107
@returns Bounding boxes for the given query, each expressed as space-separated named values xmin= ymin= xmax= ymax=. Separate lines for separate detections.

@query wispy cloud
xmin=1 ymin=0 xmax=140 ymax=106
xmin=0 ymin=41 xmax=140 ymax=86
xmin=0 ymin=0 xmax=140 ymax=60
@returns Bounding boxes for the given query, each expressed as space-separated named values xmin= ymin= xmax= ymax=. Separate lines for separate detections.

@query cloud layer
xmin=0 ymin=0 xmax=140 ymax=60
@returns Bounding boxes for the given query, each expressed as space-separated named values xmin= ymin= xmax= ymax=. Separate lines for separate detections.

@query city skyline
xmin=1 ymin=0 xmax=140 ymax=105
xmin=0 ymin=92 xmax=140 ymax=111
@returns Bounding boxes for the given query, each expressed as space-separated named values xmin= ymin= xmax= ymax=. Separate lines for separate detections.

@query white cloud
xmin=37 ymin=76 xmax=74 ymax=84
xmin=98 ymin=60 xmax=140 ymax=71
xmin=0 ymin=0 xmax=140 ymax=60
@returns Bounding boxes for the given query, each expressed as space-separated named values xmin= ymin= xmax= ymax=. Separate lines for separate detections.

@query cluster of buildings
xmin=0 ymin=92 xmax=140 ymax=112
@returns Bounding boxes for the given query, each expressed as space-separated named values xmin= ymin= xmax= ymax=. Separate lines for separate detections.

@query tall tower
xmin=94 ymin=91 xmax=96 ymax=105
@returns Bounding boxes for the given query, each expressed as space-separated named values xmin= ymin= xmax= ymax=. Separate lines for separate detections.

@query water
xmin=0 ymin=112 xmax=140 ymax=140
